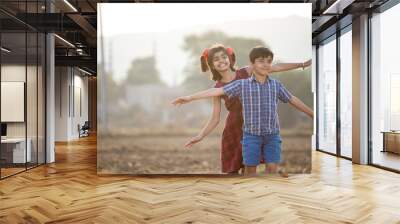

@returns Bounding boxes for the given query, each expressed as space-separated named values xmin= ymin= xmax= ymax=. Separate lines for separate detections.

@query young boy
xmin=172 ymin=46 xmax=313 ymax=176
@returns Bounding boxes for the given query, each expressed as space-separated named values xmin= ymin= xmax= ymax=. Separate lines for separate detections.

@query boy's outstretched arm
xmin=270 ymin=59 xmax=311 ymax=73
xmin=288 ymin=96 xmax=314 ymax=119
xmin=171 ymin=87 xmax=224 ymax=106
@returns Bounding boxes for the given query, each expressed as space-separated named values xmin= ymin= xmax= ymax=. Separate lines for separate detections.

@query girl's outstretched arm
xmin=270 ymin=59 xmax=311 ymax=73
xmin=171 ymin=87 xmax=224 ymax=106
xmin=185 ymin=96 xmax=221 ymax=148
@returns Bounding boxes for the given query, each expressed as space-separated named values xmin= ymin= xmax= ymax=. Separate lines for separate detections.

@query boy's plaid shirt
xmin=223 ymin=75 xmax=293 ymax=136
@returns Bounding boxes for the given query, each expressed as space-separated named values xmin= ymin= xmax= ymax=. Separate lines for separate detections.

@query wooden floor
xmin=1 ymin=167 xmax=26 ymax=178
xmin=1 ymin=135 xmax=400 ymax=223
xmin=372 ymin=150 xmax=400 ymax=171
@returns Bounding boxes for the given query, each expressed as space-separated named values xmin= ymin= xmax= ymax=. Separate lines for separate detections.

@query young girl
xmin=185 ymin=44 xmax=310 ymax=174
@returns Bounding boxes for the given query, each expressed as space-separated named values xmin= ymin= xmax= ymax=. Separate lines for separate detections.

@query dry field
xmin=98 ymin=131 xmax=311 ymax=174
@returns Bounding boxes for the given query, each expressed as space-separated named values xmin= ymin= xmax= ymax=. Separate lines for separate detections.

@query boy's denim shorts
xmin=241 ymin=131 xmax=282 ymax=166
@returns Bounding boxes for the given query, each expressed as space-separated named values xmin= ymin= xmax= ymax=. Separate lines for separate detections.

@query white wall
xmin=55 ymin=67 xmax=89 ymax=141
xmin=1 ymin=66 xmax=26 ymax=138
xmin=72 ymin=72 xmax=89 ymax=138
xmin=55 ymin=66 xmax=69 ymax=141
xmin=1 ymin=64 xmax=46 ymax=164
xmin=1 ymin=65 xmax=35 ymax=138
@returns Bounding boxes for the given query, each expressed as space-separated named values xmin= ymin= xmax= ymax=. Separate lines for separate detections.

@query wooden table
xmin=1 ymin=138 xmax=31 ymax=164
xmin=381 ymin=131 xmax=400 ymax=154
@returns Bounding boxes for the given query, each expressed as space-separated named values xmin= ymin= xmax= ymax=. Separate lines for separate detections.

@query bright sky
xmin=98 ymin=3 xmax=311 ymax=37
xmin=98 ymin=3 xmax=311 ymax=86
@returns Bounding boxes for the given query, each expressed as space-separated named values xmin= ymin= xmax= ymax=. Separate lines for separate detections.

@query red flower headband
xmin=202 ymin=48 xmax=209 ymax=61
xmin=202 ymin=47 xmax=234 ymax=61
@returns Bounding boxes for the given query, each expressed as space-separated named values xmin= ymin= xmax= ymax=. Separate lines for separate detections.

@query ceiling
xmin=0 ymin=0 xmax=393 ymax=75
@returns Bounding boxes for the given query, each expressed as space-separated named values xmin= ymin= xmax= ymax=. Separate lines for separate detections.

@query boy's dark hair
xmin=249 ymin=46 xmax=274 ymax=63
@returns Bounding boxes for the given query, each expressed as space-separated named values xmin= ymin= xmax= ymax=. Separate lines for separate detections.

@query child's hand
xmin=184 ymin=135 xmax=203 ymax=148
xmin=246 ymin=65 xmax=253 ymax=75
xmin=303 ymin=59 xmax=311 ymax=68
xmin=171 ymin=96 xmax=192 ymax=106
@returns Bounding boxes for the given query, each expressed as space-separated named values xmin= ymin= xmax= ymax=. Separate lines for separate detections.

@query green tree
xmin=271 ymin=68 xmax=313 ymax=129
xmin=98 ymin=65 xmax=122 ymax=103
xmin=125 ymin=56 xmax=163 ymax=86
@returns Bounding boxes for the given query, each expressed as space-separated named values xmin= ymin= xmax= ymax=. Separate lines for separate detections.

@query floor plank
xmin=0 ymin=135 xmax=399 ymax=223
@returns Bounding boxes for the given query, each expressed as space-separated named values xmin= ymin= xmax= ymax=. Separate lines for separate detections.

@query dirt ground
xmin=98 ymin=134 xmax=311 ymax=174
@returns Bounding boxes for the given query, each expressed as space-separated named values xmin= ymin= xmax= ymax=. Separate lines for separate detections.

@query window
xmin=339 ymin=28 xmax=352 ymax=158
xmin=0 ymin=2 xmax=46 ymax=179
xmin=371 ymin=3 xmax=400 ymax=171
xmin=317 ymin=36 xmax=337 ymax=154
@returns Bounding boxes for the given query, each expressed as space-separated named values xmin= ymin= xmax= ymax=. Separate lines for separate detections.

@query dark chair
xmin=78 ymin=121 xmax=90 ymax=138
